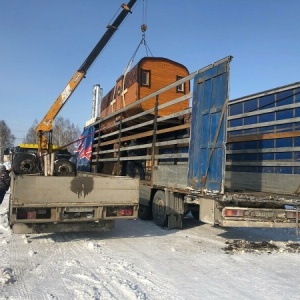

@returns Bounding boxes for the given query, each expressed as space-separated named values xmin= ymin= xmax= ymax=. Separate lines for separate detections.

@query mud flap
xmin=168 ymin=213 xmax=182 ymax=229
xmin=166 ymin=190 xmax=184 ymax=229
xmin=199 ymin=198 xmax=217 ymax=225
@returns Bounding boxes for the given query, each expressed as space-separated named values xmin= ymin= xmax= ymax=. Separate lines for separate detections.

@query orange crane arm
xmin=36 ymin=0 xmax=138 ymax=150
xmin=36 ymin=71 xmax=85 ymax=134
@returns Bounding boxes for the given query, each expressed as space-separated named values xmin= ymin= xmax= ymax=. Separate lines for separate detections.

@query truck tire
xmin=12 ymin=153 xmax=39 ymax=175
xmin=152 ymin=190 xmax=168 ymax=227
xmin=54 ymin=159 xmax=75 ymax=175
xmin=138 ymin=204 xmax=152 ymax=220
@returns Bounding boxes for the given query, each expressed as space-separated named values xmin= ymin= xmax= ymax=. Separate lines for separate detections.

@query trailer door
xmin=188 ymin=57 xmax=232 ymax=193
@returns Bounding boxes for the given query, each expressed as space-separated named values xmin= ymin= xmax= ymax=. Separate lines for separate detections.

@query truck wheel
xmin=12 ymin=154 xmax=39 ymax=174
xmin=54 ymin=159 xmax=75 ymax=175
xmin=138 ymin=204 xmax=152 ymax=220
xmin=152 ymin=190 xmax=168 ymax=227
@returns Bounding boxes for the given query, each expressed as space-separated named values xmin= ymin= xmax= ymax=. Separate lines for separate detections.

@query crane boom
xmin=36 ymin=0 xmax=137 ymax=150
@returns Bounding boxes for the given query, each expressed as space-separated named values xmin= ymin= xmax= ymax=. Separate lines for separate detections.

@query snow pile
xmin=0 ymin=192 xmax=14 ymax=287
xmin=0 ymin=268 xmax=15 ymax=285
xmin=0 ymin=162 xmax=11 ymax=171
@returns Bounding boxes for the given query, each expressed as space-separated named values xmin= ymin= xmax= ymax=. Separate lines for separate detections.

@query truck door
xmin=188 ymin=56 xmax=232 ymax=193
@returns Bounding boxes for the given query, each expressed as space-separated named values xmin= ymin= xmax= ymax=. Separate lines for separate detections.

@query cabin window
xmin=141 ymin=69 xmax=151 ymax=87
xmin=176 ymin=76 xmax=185 ymax=93
xmin=117 ymin=86 xmax=121 ymax=96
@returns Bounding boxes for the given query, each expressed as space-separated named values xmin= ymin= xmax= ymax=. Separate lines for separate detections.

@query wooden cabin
xmin=100 ymin=57 xmax=190 ymax=132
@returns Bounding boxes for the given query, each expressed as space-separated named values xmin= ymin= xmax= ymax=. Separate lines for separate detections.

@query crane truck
xmin=9 ymin=1 xmax=140 ymax=234
xmin=84 ymin=56 xmax=300 ymax=232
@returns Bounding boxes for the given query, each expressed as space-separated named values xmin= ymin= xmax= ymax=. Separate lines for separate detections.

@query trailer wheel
xmin=12 ymin=153 xmax=39 ymax=175
xmin=152 ymin=190 xmax=168 ymax=227
xmin=54 ymin=159 xmax=75 ymax=175
xmin=138 ymin=204 xmax=152 ymax=220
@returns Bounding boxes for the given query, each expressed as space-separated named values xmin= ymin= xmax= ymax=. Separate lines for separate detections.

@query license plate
xmin=65 ymin=207 xmax=94 ymax=212
xmin=251 ymin=211 xmax=274 ymax=218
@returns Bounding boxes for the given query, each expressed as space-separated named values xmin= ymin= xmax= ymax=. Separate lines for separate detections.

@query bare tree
xmin=52 ymin=117 xmax=82 ymax=152
xmin=0 ymin=120 xmax=15 ymax=162
xmin=23 ymin=117 xmax=81 ymax=152
xmin=23 ymin=119 xmax=39 ymax=144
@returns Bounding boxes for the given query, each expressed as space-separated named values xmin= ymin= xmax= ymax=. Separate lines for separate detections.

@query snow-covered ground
xmin=1 ymin=192 xmax=300 ymax=300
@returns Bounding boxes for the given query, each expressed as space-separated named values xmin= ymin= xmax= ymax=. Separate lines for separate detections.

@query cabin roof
xmin=101 ymin=57 xmax=189 ymax=111
xmin=136 ymin=56 xmax=189 ymax=73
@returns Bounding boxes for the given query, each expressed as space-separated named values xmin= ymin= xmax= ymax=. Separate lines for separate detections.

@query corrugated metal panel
xmin=188 ymin=58 xmax=231 ymax=193
xmin=226 ymin=81 xmax=300 ymax=194
xmin=227 ymin=83 xmax=300 ymax=175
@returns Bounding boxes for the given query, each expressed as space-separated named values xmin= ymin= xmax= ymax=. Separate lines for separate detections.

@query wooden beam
xmin=95 ymin=123 xmax=190 ymax=147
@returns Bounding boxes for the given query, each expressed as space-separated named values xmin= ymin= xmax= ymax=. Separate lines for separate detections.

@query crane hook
xmin=141 ymin=24 xmax=147 ymax=33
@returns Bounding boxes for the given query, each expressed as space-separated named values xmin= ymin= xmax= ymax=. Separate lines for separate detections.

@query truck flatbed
xmin=9 ymin=172 xmax=139 ymax=233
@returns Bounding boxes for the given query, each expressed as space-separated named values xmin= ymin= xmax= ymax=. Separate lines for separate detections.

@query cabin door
xmin=187 ymin=57 xmax=232 ymax=193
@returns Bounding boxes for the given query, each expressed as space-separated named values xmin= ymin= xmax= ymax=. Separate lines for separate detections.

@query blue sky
xmin=1 ymin=0 xmax=299 ymax=144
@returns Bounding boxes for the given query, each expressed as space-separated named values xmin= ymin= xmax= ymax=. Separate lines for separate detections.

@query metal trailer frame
xmin=89 ymin=57 xmax=300 ymax=230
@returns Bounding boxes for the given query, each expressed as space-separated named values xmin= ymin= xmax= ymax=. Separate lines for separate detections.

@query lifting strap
xmin=121 ymin=0 xmax=152 ymax=108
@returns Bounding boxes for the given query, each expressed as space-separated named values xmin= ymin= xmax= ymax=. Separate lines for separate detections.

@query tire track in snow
xmin=56 ymin=234 xmax=150 ymax=299
xmin=25 ymin=233 xmax=80 ymax=300
xmin=93 ymin=237 xmax=186 ymax=300
xmin=1 ymin=231 xmax=73 ymax=300
xmin=50 ymin=232 xmax=181 ymax=300
xmin=37 ymin=232 xmax=121 ymax=299
xmin=0 ymin=234 xmax=36 ymax=299
xmin=0 ymin=198 xmax=36 ymax=299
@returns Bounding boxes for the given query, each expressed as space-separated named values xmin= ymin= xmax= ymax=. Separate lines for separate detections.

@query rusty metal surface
xmin=11 ymin=173 xmax=139 ymax=206
xmin=188 ymin=58 xmax=231 ymax=193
